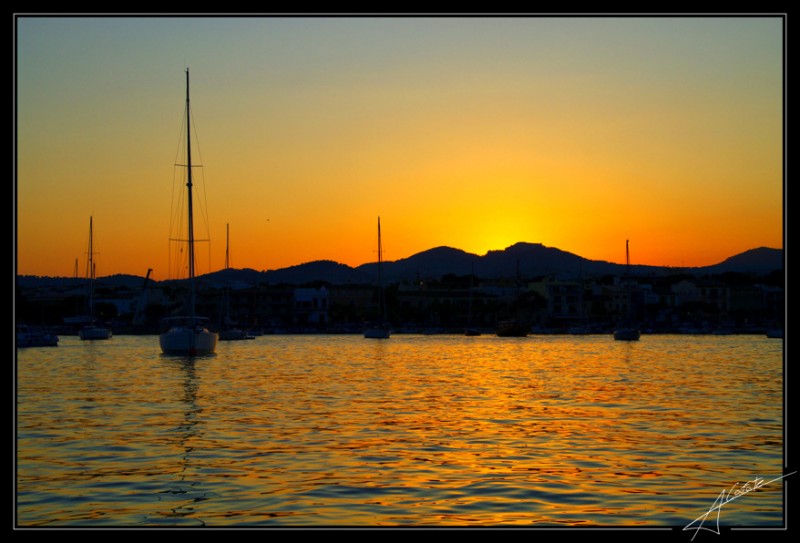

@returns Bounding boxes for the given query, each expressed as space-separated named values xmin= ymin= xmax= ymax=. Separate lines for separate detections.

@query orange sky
xmin=15 ymin=16 xmax=784 ymax=281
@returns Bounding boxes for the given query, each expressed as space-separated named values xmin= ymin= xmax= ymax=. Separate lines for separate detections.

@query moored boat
xmin=496 ymin=320 xmax=528 ymax=337
xmin=78 ymin=216 xmax=112 ymax=341
xmin=160 ymin=317 xmax=217 ymax=355
xmin=613 ymin=240 xmax=640 ymax=341
xmin=364 ymin=217 xmax=391 ymax=339
xmin=613 ymin=328 xmax=641 ymax=341
xmin=159 ymin=68 xmax=218 ymax=356
xmin=17 ymin=324 xmax=59 ymax=348
xmin=79 ymin=325 xmax=113 ymax=340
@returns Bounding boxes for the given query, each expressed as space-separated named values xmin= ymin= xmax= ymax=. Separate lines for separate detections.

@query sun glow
xmin=15 ymin=17 xmax=783 ymax=278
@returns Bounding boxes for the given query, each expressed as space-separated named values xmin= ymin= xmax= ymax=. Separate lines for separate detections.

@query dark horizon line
xmin=17 ymin=242 xmax=783 ymax=281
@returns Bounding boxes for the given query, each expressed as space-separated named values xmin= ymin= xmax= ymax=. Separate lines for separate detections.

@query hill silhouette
xmin=17 ymin=243 xmax=784 ymax=288
xmin=703 ymin=247 xmax=784 ymax=274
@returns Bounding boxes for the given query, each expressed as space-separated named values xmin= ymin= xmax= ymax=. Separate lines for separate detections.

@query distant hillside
xmin=263 ymin=260 xmax=371 ymax=285
xmin=358 ymin=246 xmax=480 ymax=282
xmin=17 ymin=244 xmax=783 ymax=288
xmin=704 ymin=247 xmax=784 ymax=275
xmin=357 ymin=242 xmax=622 ymax=282
xmin=16 ymin=273 xmax=147 ymax=289
xmin=477 ymin=242 xmax=618 ymax=279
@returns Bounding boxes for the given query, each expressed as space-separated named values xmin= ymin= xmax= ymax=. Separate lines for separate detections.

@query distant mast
xmin=364 ymin=216 xmax=391 ymax=338
xmin=613 ymin=239 xmax=640 ymax=341
xmin=86 ymin=216 xmax=94 ymax=315
xmin=625 ymin=239 xmax=630 ymax=280
xmin=624 ymin=238 xmax=631 ymax=317
xmin=377 ymin=216 xmax=384 ymax=320
xmin=225 ymin=223 xmax=230 ymax=270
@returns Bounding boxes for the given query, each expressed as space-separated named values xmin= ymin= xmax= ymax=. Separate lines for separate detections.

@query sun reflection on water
xmin=17 ymin=334 xmax=783 ymax=527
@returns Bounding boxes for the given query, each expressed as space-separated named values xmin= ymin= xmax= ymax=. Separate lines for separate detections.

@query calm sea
xmin=16 ymin=334 xmax=786 ymax=529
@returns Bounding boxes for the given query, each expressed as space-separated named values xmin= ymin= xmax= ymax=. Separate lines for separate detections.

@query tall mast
xmin=185 ymin=68 xmax=196 ymax=320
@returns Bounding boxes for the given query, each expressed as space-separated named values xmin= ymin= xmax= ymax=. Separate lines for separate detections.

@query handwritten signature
xmin=684 ymin=471 xmax=796 ymax=540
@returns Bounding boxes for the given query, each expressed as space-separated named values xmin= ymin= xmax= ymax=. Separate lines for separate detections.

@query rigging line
xmin=189 ymin=105 xmax=213 ymax=247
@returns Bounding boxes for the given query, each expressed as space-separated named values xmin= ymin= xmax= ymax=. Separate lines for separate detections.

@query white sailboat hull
xmin=160 ymin=325 xmax=218 ymax=355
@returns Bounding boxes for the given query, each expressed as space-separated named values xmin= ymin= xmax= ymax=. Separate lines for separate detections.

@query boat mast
xmin=185 ymin=68 xmax=196 ymax=322
xmin=87 ymin=216 xmax=94 ymax=319
xmin=377 ymin=216 xmax=385 ymax=321
xmin=225 ymin=223 xmax=230 ymax=270
xmin=625 ymin=239 xmax=629 ymax=279
xmin=625 ymin=239 xmax=632 ymax=321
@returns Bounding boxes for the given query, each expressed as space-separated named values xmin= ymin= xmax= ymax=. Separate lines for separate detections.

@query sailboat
xmin=613 ymin=239 xmax=641 ymax=341
xmin=218 ymin=223 xmax=251 ymax=341
xmin=17 ymin=323 xmax=59 ymax=348
xmin=364 ymin=216 xmax=391 ymax=339
xmin=464 ymin=266 xmax=481 ymax=336
xmin=159 ymin=68 xmax=218 ymax=356
xmin=78 ymin=216 xmax=112 ymax=340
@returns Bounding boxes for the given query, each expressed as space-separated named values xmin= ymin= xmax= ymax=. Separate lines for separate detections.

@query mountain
xmin=357 ymin=246 xmax=480 ymax=283
xmin=477 ymin=242 xmax=618 ymax=279
xmin=357 ymin=243 xmax=620 ymax=282
xmin=16 ymin=244 xmax=784 ymax=288
xmin=704 ymin=247 xmax=784 ymax=275
xmin=192 ymin=268 xmax=267 ymax=289
xmin=263 ymin=260 xmax=370 ymax=285
xmin=15 ymin=273 xmax=147 ymax=289
xmin=174 ymin=244 xmax=785 ymax=286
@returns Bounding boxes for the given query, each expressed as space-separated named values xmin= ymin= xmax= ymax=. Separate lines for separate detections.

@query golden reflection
xmin=155 ymin=358 xmax=208 ymax=526
xmin=16 ymin=335 xmax=783 ymax=526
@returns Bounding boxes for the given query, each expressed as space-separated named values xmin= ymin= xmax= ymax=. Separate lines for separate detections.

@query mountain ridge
xmin=16 ymin=243 xmax=783 ymax=288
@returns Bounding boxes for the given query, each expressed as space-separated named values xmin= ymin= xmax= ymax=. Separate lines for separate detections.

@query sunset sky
xmin=15 ymin=15 xmax=784 ymax=281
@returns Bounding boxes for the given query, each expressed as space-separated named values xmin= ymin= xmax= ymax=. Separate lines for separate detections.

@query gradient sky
xmin=15 ymin=15 xmax=784 ymax=281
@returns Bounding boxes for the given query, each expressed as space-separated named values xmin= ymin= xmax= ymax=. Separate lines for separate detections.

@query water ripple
xmin=16 ymin=334 xmax=784 ymax=527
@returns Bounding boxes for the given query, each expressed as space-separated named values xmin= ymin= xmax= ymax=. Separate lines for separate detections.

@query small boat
xmin=364 ymin=216 xmax=391 ymax=339
xmin=766 ymin=328 xmax=784 ymax=339
xmin=78 ymin=216 xmax=112 ymax=341
xmin=464 ymin=267 xmax=481 ymax=336
xmin=218 ymin=224 xmax=251 ymax=341
xmin=79 ymin=325 xmax=113 ymax=340
xmin=364 ymin=323 xmax=391 ymax=339
xmin=613 ymin=328 xmax=641 ymax=341
xmin=219 ymin=327 xmax=254 ymax=341
xmin=613 ymin=239 xmax=640 ymax=341
xmin=17 ymin=324 xmax=58 ymax=348
xmin=159 ymin=68 xmax=218 ymax=356
xmin=496 ymin=320 xmax=528 ymax=337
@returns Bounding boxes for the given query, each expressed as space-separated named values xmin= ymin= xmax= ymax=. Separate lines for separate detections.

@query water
xmin=16 ymin=334 xmax=785 ymax=528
